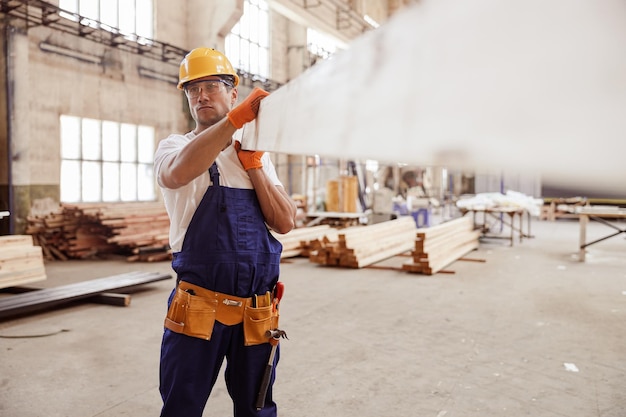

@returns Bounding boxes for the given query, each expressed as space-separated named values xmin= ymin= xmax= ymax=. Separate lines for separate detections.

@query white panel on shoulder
xmin=242 ymin=0 xmax=626 ymax=194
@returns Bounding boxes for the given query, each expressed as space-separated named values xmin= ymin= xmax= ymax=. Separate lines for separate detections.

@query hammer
xmin=255 ymin=282 xmax=286 ymax=410
xmin=255 ymin=329 xmax=287 ymax=410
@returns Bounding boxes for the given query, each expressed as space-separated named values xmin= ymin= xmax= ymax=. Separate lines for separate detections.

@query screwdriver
xmin=272 ymin=281 xmax=284 ymax=312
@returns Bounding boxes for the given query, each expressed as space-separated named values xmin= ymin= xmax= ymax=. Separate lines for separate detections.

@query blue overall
xmin=159 ymin=163 xmax=283 ymax=417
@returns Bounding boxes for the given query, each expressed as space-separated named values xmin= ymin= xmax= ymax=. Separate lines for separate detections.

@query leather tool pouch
xmin=164 ymin=282 xmax=279 ymax=345
xmin=243 ymin=303 xmax=279 ymax=346
xmin=164 ymin=287 xmax=218 ymax=340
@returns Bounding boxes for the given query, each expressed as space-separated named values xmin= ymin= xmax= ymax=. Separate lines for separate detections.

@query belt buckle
xmin=223 ymin=299 xmax=242 ymax=307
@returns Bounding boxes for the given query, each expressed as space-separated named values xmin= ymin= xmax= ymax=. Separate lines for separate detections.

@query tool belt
xmin=164 ymin=281 xmax=279 ymax=346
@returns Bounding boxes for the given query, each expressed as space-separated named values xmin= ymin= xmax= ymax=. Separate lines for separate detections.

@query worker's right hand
xmin=234 ymin=141 xmax=264 ymax=171
xmin=227 ymin=87 xmax=270 ymax=129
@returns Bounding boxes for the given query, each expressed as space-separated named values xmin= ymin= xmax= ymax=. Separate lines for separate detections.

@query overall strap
xmin=209 ymin=162 xmax=220 ymax=186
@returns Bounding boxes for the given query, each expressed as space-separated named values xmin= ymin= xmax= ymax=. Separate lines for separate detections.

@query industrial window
xmin=225 ymin=0 xmax=270 ymax=79
xmin=307 ymin=28 xmax=338 ymax=60
xmin=58 ymin=0 xmax=154 ymax=41
xmin=60 ymin=116 xmax=156 ymax=203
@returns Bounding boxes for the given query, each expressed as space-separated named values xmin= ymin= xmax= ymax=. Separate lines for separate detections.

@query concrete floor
xmin=1 ymin=218 xmax=625 ymax=417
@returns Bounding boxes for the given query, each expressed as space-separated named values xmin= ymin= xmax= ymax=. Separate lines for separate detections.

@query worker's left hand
xmin=227 ymin=87 xmax=270 ymax=129
xmin=234 ymin=141 xmax=264 ymax=171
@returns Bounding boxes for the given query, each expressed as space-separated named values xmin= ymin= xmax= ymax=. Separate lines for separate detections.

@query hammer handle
xmin=255 ymin=342 xmax=278 ymax=410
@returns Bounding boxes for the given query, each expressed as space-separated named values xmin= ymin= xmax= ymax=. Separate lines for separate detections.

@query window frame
xmin=58 ymin=0 xmax=154 ymax=41
xmin=60 ymin=115 xmax=156 ymax=203
xmin=225 ymin=0 xmax=270 ymax=79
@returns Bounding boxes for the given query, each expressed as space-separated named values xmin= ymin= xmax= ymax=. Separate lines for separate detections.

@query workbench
xmin=578 ymin=207 xmax=626 ymax=261
xmin=460 ymin=206 xmax=532 ymax=246
xmin=542 ymin=197 xmax=587 ymax=221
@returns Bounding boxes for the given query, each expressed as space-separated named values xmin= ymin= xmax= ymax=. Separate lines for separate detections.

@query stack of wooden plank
xmin=300 ymin=230 xmax=340 ymax=258
xmin=26 ymin=206 xmax=75 ymax=260
xmin=73 ymin=203 xmax=171 ymax=262
xmin=310 ymin=216 xmax=417 ymax=268
xmin=271 ymin=225 xmax=339 ymax=258
xmin=403 ymin=216 xmax=480 ymax=275
xmin=0 ymin=235 xmax=47 ymax=289
xmin=26 ymin=202 xmax=171 ymax=262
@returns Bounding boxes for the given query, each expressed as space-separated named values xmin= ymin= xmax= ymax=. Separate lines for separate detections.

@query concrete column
xmin=187 ymin=0 xmax=243 ymax=49
xmin=287 ymin=20 xmax=307 ymax=81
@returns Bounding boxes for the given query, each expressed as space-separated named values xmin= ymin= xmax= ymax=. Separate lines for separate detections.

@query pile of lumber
xmin=27 ymin=205 xmax=118 ymax=260
xmin=403 ymin=216 xmax=480 ymax=275
xmin=310 ymin=216 xmax=417 ymax=268
xmin=271 ymin=225 xmax=339 ymax=258
xmin=26 ymin=202 xmax=171 ymax=262
xmin=0 ymin=235 xmax=47 ymax=289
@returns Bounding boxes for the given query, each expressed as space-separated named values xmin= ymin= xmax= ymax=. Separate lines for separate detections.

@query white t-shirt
xmin=154 ymin=131 xmax=283 ymax=252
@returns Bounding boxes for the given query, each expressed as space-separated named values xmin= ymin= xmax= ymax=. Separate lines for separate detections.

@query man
xmin=154 ymin=47 xmax=297 ymax=417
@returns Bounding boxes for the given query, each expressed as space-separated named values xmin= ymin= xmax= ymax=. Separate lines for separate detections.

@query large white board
xmin=243 ymin=0 xmax=626 ymax=194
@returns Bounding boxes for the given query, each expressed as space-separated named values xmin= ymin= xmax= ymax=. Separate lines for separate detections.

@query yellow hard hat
xmin=178 ymin=47 xmax=240 ymax=89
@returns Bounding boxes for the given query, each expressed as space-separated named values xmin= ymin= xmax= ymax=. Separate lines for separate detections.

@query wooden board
xmin=0 ymin=246 xmax=43 ymax=262
xmin=416 ymin=217 xmax=474 ymax=240
xmin=271 ymin=225 xmax=339 ymax=257
xmin=271 ymin=225 xmax=333 ymax=250
xmin=416 ymin=229 xmax=481 ymax=255
xmin=242 ymin=0 xmax=626 ymax=195
xmin=0 ymin=271 xmax=171 ymax=320
xmin=2 ymin=287 xmax=132 ymax=307
xmin=0 ymin=236 xmax=47 ymax=289
xmin=0 ymin=235 xmax=34 ymax=247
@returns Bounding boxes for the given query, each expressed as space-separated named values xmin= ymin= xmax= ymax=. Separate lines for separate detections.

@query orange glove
xmin=227 ymin=87 xmax=270 ymax=129
xmin=234 ymin=141 xmax=264 ymax=171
